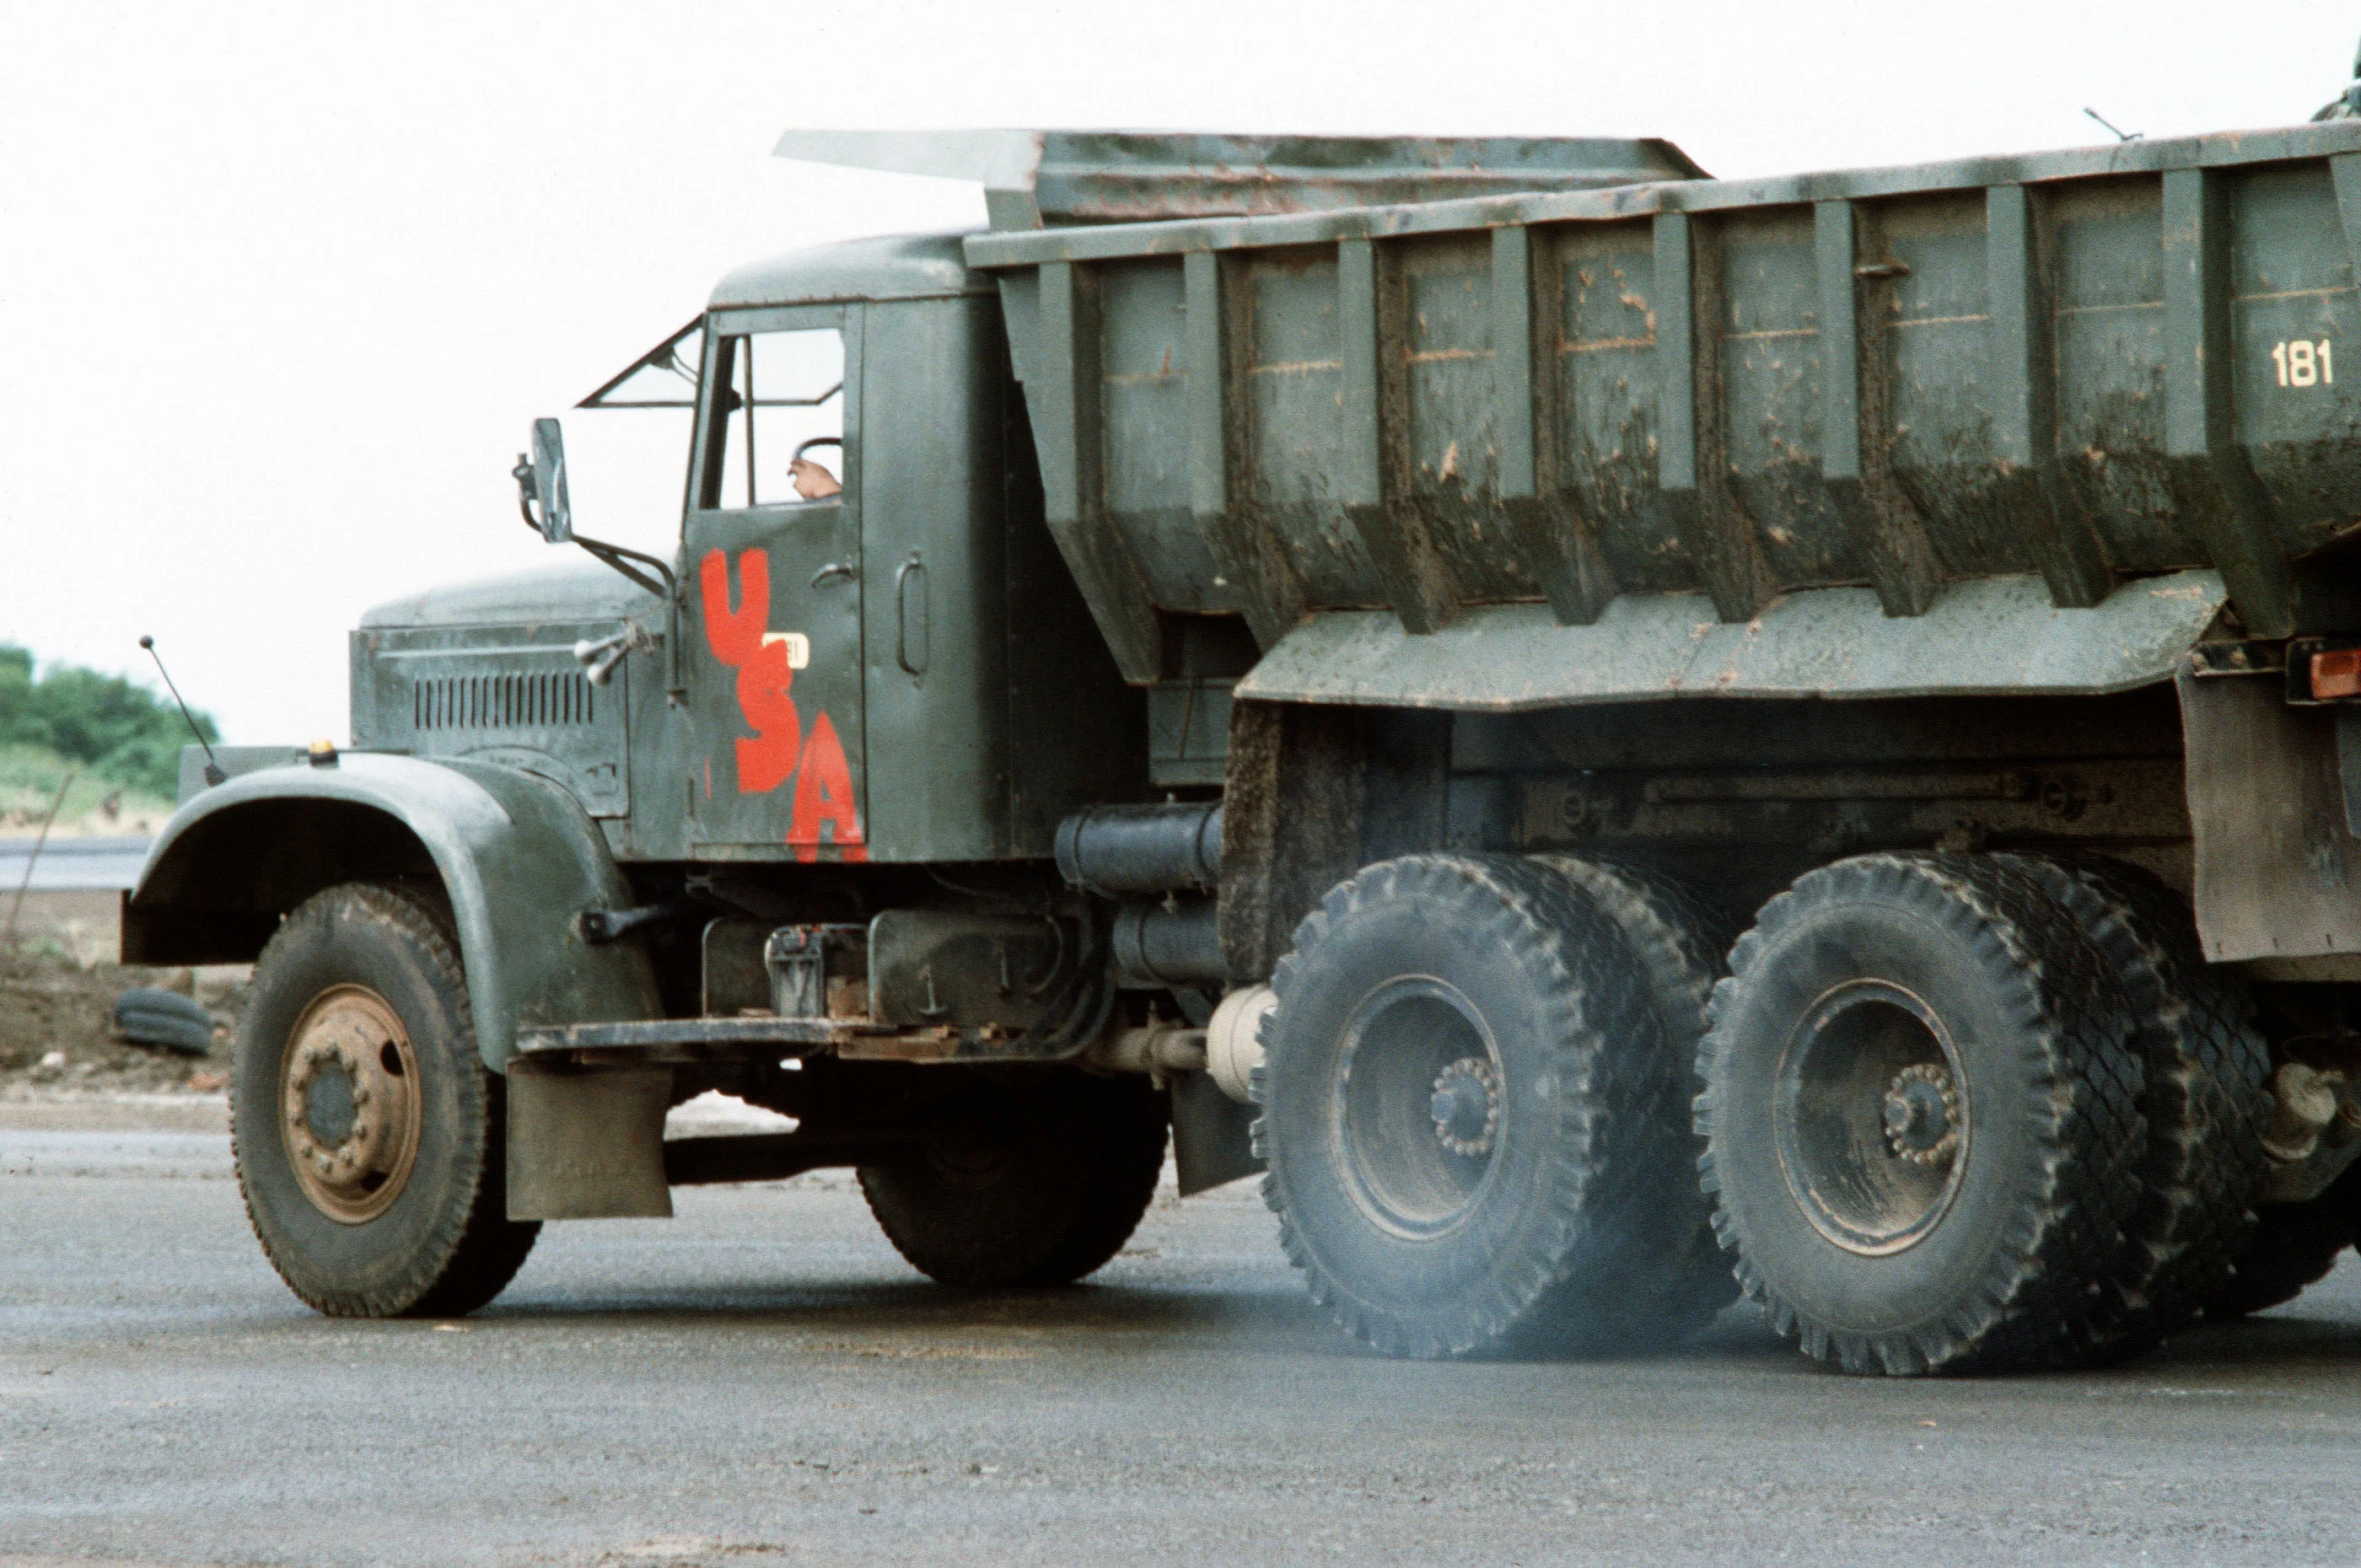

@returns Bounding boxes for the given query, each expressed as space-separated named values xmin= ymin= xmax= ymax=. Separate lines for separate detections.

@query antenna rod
xmin=139 ymin=636 xmax=226 ymax=787
xmin=2083 ymin=107 xmax=2141 ymax=143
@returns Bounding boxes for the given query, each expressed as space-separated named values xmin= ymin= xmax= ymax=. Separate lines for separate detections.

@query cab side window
xmin=702 ymin=327 xmax=845 ymax=509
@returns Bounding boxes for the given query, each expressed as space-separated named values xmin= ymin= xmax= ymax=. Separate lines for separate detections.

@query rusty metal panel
xmin=2163 ymin=169 xmax=2301 ymax=637
xmin=1987 ymin=184 xmax=2113 ymax=606
xmin=1396 ymin=234 xmax=1515 ymax=600
xmin=1186 ymin=252 xmax=1304 ymax=647
xmin=2229 ymin=163 xmax=2361 ymax=568
xmin=1881 ymin=192 xmax=2025 ymax=586
xmin=1237 ymin=571 xmax=2226 ymax=711
xmin=1817 ymin=199 xmax=1942 ymax=615
xmin=1715 ymin=206 xmax=1848 ymax=592
xmin=2180 ymin=667 xmax=2361 ymax=962
xmin=1493 ymin=227 xmax=1607 ymax=624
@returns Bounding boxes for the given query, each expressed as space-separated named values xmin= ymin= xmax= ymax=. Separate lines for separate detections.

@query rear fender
xmin=126 ymin=754 xmax=658 ymax=1069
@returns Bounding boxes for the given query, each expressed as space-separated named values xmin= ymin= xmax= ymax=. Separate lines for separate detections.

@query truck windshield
xmin=707 ymin=327 xmax=844 ymax=508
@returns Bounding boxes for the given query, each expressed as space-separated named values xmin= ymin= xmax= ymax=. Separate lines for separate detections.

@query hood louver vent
xmin=413 ymin=672 xmax=595 ymax=731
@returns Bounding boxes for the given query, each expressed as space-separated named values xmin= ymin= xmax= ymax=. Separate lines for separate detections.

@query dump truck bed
xmin=965 ymin=121 xmax=2361 ymax=706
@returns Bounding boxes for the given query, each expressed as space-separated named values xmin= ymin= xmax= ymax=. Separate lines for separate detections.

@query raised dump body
xmin=965 ymin=121 xmax=2361 ymax=705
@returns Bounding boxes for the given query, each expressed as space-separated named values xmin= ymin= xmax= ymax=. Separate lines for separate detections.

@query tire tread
xmin=1697 ymin=851 xmax=2145 ymax=1375
xmin=1257 ymin=853 xmax=1674 ymax=1360
xmin=234 ymin=882 xmax=538 ymax=1319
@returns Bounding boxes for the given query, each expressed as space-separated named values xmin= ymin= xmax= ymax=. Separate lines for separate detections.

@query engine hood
xmin=359 ymin=558 xmax=661 ymax=630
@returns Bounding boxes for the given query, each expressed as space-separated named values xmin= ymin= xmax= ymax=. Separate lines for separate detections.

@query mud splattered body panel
xmin=973 ymin=121 xmax=2361 ymax=698
xmin=352 ymin=620 xmax=634 ymax=819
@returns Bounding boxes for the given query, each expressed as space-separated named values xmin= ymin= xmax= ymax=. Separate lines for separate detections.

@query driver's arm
xmin=788 ymin=458 xmax=842 ymax=501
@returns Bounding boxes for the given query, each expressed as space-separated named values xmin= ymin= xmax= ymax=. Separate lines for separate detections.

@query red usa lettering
xmin=696 ymin=546 xmax=867 ymax=861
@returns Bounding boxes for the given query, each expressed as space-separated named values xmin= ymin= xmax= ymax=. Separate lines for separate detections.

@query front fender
xmin=127 ymin=753 xmax=659 ymax=1069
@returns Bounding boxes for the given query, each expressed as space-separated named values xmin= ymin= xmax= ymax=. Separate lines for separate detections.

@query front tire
xmin=232 ymin=883 xmax=538 ymax=1318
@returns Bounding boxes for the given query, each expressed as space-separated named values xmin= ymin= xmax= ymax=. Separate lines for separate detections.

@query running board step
xmin=514 ymin=1015 xmax=1074 ymax=1066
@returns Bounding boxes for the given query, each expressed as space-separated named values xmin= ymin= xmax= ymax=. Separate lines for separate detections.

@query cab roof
xmin=708 ymin=231 xmax=989 ymax=311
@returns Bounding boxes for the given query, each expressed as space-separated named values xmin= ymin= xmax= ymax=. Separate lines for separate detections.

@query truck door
xmin=681 ymin=307 xmax=867 ymax=859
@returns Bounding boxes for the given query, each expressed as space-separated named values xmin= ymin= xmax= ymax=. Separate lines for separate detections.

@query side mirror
xmin=512 ymin=417 xmax=573 ymax=543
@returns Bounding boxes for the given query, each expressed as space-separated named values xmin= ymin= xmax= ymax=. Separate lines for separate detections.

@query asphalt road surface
xmin=7 ymin=1104 xmax=2361 ymax=1568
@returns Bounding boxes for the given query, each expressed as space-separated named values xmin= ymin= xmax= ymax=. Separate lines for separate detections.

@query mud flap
xmin=1169 ymin=1070 xmax=1261 ymax=1196
xmin=505 ymin=1061 xmax=675 ymax=1220
xmin=2179 ymin=667 xmax=2361 ymax=963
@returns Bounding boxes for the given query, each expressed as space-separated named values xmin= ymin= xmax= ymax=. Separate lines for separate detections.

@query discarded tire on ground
xmin=1527 ymin=856 xmax=1740 ymax=1347
xmin=1256 ymin=853 xmax=1686 ymax=1360
xmin=1697 ymin=852 xmax=2145 ymax=1375
xmin=858 ymin=1071 xmax=1167 ymax=1287
xmin=1993 ymin=853 xmax=2272 ymax=1354
xmin=114 ymin=987 xmax=217 ymax=1056
xmin=232 ymin=882 xmax=541 ymax=1318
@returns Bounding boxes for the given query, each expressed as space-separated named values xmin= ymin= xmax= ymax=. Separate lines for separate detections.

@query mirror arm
xmin=514 ymin=422 xmax=686 ymax=703
xmin=572 ymin=534 xmax=674 ymax=602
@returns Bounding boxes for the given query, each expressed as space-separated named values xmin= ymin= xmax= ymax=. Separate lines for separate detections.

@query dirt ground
xmin=0 ymin=946 xmax=245 ymax=1097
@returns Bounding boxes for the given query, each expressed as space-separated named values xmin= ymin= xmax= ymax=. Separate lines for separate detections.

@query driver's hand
xmin=789 ymin=458 xmax=842 ymax=501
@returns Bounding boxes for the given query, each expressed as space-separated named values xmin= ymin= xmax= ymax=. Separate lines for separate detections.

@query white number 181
xmin=2272 ymin=338 xmax=2335 ymax=387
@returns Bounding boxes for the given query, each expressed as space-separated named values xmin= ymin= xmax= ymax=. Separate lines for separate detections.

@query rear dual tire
xmin=1530 ymin=856 xmax=1740 ymax=1344
xmin=2207 ymin=1161 xmax=2361 ymax=1319
xmin=1994 ymin=855 xmax=2272 ymax=1350
xmin=1697 ymin=851 xmax=2270 ymax=1374
xmin=1256 ymin=853 xmax=1729 ymax=1360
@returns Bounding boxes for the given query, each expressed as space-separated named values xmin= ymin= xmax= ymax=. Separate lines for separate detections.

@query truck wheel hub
xmin=1428 ymin=1058 xmax=1500 ymax=1157
xmin=280 ymin=985 xmax=422 ymax=1225
xmin=1773 ymin=981 xmax=1970 ymax=1256
xmin=1881 ymin=1064 xmax=1960 ymax=1166
xmin=1333 ymin=978 xmax=1504 ymax=1239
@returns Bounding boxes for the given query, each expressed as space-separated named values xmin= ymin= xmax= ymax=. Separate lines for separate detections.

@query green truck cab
xmin=126 ymin=97 xmax=2361 ymax=1372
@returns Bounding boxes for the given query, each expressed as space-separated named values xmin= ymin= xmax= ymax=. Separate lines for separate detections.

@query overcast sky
xmin=3 ymin=0 xmax=2354 ymax=744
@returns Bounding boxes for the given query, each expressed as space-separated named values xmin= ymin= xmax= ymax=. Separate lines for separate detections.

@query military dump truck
xmin=128 ymin=94 xmax=2361 ymax=1375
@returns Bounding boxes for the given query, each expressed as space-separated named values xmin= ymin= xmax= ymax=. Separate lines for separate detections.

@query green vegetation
xmin=0 ymin=644 xmax=216 ymax=803
xmin=1 ymin=744 xmax=178 ymax=834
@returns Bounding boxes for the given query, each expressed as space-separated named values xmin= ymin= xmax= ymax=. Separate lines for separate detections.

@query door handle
xmin=809 ymin=561 xmax=855 ymax=588
xmin=895 ymin=551 xmax=929 ymax=678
